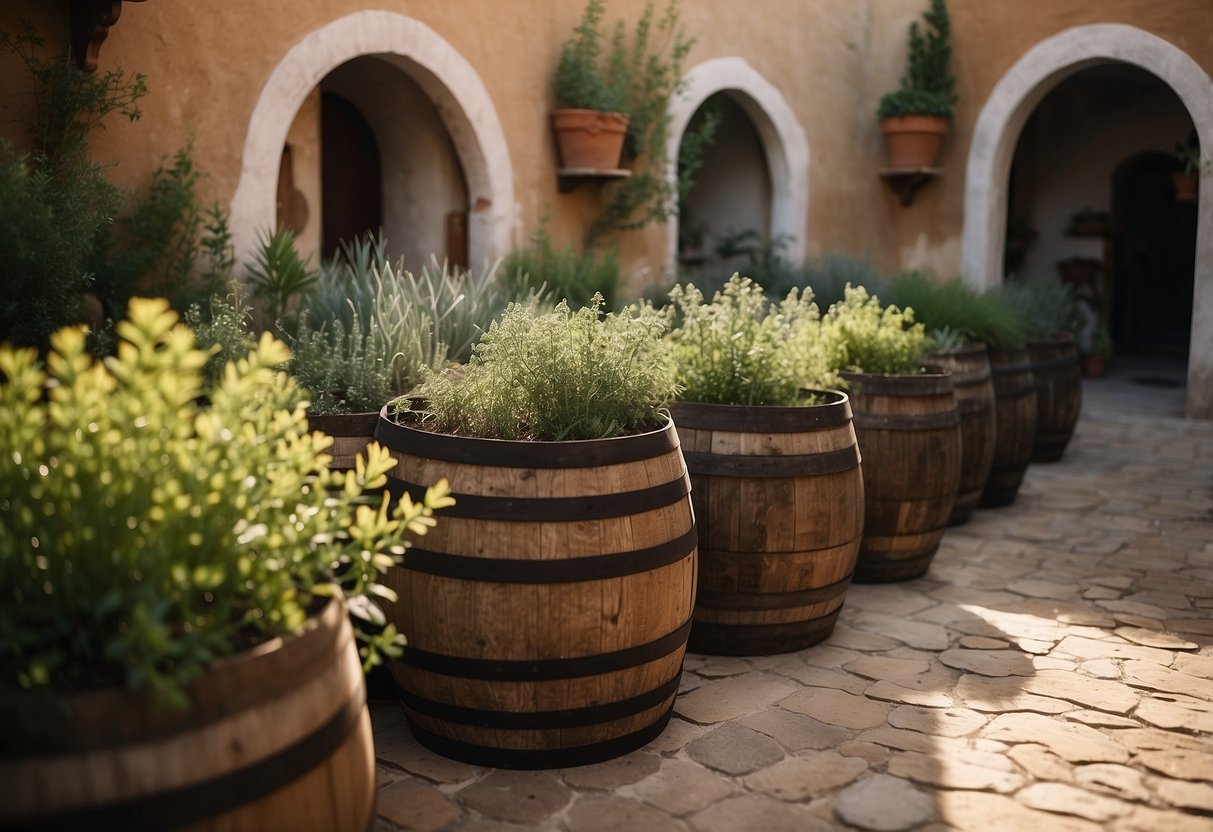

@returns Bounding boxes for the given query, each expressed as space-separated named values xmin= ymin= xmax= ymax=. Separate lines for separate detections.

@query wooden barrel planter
xmin=307 ymin=411 xmax=380 ymax=471
xmin=1027 ymin=334 xmax=1082 ymax=462
xmin=670 ymin=392 xmax=864 ymax=656
xmin=841 ymin=372 xmax=962 ymax=583
xmin=0 ymin=598 xmax=375 ymax=831
xmin=979 ymin=349 xmax=1038 ymax=508
xmin=926 ymin=344 xmax=997 ymax=526
xmin=374 ymin=410 xmax=697 ymax=769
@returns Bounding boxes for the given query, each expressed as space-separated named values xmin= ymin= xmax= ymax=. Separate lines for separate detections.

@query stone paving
xmin=369 ymin=359 xmax=1213 ymax=831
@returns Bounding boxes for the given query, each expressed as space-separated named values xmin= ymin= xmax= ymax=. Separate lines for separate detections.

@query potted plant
xmin=664 ymin=275 xmax=863 ymax=655
xmin=552 ymin=0 xmax=631 ymax=170
xmin=373 ymin=296 xmax=696 ymax=768
xmin=819 ymin=285 xmax=961 ymax=582
xmin=999 ymin=280 xmax=1082 ymax=463
xmin=1173 ymin=129 xmax=1202 ymax=202
xmin=0 ymin=298 xmax=451 ymax=829
xmin=882 ymin=272 xmax=1027 ymax=525
xmin=876 ymin=0 xmax=957 ymax=169
xmin=1080 ymin=326 xmax=1113 ymax=379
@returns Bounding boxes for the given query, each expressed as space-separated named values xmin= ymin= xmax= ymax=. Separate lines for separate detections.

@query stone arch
xmin=960 ymin=24 xmax=1213 ymax=416
xmin=229 ymin=11 xmax=514 ymax=269
xmin=666 ymin=57 xmax=809 ymax=268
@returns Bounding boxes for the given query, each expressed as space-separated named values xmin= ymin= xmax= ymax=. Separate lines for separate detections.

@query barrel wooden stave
xmin=1 ymin=599 xmax=375 ymax=831
xmin=672 ymin=396 xmax=863 ymax=656
xmin=308 ymin=411 xmax=379 ymax=471
xmin=377 ymin=413 xmax=696 ymax=768
xmin=980 ymin=350 xmax=1038 ymax=507
xmin=842 ymin=372 xmax=962 ymax=583
xmin=1027 ymin=335 xmax=1082 ymax=462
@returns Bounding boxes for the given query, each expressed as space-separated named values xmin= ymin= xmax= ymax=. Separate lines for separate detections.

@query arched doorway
xmin=961 ymin=24 xmax=1213 ymax=417
xmin=667 ymin=57 xmax=809 ymax=271
xmin=230 ymin=11 xmax=514 ymax=272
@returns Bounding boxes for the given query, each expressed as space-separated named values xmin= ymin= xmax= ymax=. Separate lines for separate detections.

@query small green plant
xmin=665 ymin=275 xmax=833 ymax=406
xmin=245 ymin=227 xmax=318 ymax=329
xmin=0 ymin=298 xmax=454 ymax=743
xmin=504 ymin=221 xmax=621 ymax=310
xmin=399 ymin=296 xmax=676 ymax=441
xmin=554 ymin=0 xmax=626 ymax=113
xmin=183 ymin=287 xmax=255 ymax=389
xmin=1175 ymin=129 xmax=1203 ymax=174
xmin=876 ymin=0 xmax=957 ymax=119
xmin=882 ymin=272 xmax=1026 ymax=351
xmin=286 ymin=315 xmax=394 ymax=415
xmin=0 ymin=23 xmax=146 ymax=350
xmin=801 ymin=251 xmax=888 ymax=309
xmin=821 ymin=284 xmax=933 ymax=376
xmin=997 ymin=280 xmax=1079 ymax=339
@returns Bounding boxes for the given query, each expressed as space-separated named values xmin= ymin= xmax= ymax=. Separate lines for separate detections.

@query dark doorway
xmin=1110 ymin=151 xmax=1196 ymax=359
xmin=321 ymin=92 xmax=382 ymax=258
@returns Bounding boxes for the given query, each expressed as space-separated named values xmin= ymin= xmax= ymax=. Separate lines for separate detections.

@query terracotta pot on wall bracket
xmin=880 ymin=115 xmax=949 ymax=169
xmin=1173 ymin=171 xmax=1199 ymax=203
xmin=552 ymin=109 xmax=629 ymax=170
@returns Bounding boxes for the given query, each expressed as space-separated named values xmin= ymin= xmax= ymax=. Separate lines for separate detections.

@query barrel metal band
xmin=404 ymin=706 xmax=675 ymax=770
xmin=399 ymin=672 xmax=681 ymax=730
xmin=670 ymin=398 xmax=851 ymax=432
xmin=404 ymin=525 xmax=697 ymax=584
xmin=387 ymin=475 xmax=690 ymax=521
xmin=682 ymin=445 xmax=858 ymax=478
xmin=14 ymin=690 xmax=366 ymax=832
xmin=696 ymin=573 xmax=853 ymax=611
xmin=403 ymin=619 xmax=693 ymax=681
xmin=852 ymin=410 xmax=959 ymax=431
xmin=1029 ymin=355 xmax=1080 ymax=372
xmin=993 ymin=384 xmax=1037 ymax=399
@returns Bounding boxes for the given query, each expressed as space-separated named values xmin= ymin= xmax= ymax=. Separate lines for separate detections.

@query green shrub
xmin=665 ymin=274 xmax=833 ymax=406
xmin=245 ymin=226 xmax=318 ymax=329
xmin=821 ymin=284 xmax=932 ymax=376
xmin=554 ymin=0 xmax=626 ymax=112
xmin=883 ymin=271 xmax=1026 ymax=351
xmin=801 ymin=251 xmax=888 ymax=309
xmin=0 ymin=25 xmax=145 ymax=350
xmin=504 ymin=223 xmax=620 ymax=310
xmin=0 ymin=298 xmax=453 ymax=742
xmin=286 ymin=315 xmax=394 ymax=415
xmin=996 ymin=280 xmax=1079 ymax=340
xmin=183 ymin=288 xmax=255 ymax=389
xmin=399 ymin=296 xmax=676 ymax=441
xmin=876 ymin=0 xmax=957 ymax=119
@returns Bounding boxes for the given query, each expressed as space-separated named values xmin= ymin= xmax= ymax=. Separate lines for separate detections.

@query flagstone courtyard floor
xmin=369 ymin=357 xmax=1213 ymax=832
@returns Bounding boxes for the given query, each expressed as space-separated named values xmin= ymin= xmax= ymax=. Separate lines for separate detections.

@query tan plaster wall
xmin=2 ymin=1 xmax=1209 ymax=286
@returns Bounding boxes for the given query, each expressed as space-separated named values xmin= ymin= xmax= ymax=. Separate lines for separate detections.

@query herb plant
xmin=504 ymin=221 xmax=621 ymax=310
xmin=286 ymin=315 xmax=394 ymax=415
xmin=0 ymin=298 xmax=453 ymax=736
xmin=996 ymin=280 xmax=1079 ymax=340
xmin=245 ymin=226 xmax=318 ymax=329
xmin=665 ymin=275 xmax=833 ymax=406
xmin=821 ymin=285 xmax=933 ymax=376
xmin=876 ymin=0 xmax=957 ymax=119
xmin=399 ymin=296 xmax=676 ymax=441
xmin=882 ymin=272 xmax=1026 ymax=351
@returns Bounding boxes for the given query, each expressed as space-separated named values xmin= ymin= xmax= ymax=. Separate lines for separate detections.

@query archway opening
xmin=1002 ymin=63 xmax=1195 ymax=367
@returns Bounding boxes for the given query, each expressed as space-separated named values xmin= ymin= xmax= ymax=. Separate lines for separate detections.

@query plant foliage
xmin=245 ymin=227 xmax=318 ymax=329
xmin=0 ymin=298 xmax=454 ymax=738
xmin=882 ymin=272 xmax=1026 ymax=351
xmin=286 ymin=315 xmax=394 ymax=416
xmin=821 ymin=284 xmax=932 ymax=376
xmin=877 ymin=0 xmax=957 ymax=119
xmin=665 ymin=275 xmax=833 ymax=406
xmin=401 ymin=296 xmax=676 ymax=441
xmin=504 ymin=222 xmax=621 ymax=310
xmin=995 ymin=280 xmax=1079 ymax=340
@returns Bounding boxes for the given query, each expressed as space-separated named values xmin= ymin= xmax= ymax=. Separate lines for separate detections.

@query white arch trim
xmin=666 ymin=57 xmax=809 ymax=269
xmin=228 ymin=11 xmax=515 ymax=269
xmin=961 ymin=24 xmax=1213 ymax=418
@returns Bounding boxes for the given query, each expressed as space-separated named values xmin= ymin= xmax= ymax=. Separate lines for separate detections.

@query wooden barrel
xmin=308 ymin=411 xmax=379 ymax=471
xmin=841 ymin=372 xmax=962 ymax=583
xmin=0 ymin=598 xmax=375 ymax=831
xmin=979 ymin=349 xmax=1038 ymax=508
xmin=670 ymin=393 xmax=863 ymax=656
xmin=374 ymin=410 xmax=697 ymax=769
xmin=1027 ymin=334 xmax=1082 ymax=462
xmin=926 ymin=344 xmax=997 ymax=526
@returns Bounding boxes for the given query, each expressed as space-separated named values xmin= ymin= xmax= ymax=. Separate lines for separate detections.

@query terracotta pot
xmin=1173 ymin=171 xmax=1199 ymax=202
xmin=1082 ymin=354 xmax=1107 ymax=379
xmin=1056 ymin=259 xmax=1100 ymax=287
xmin=551 ymin=108 xmax=629 ymax=170
xmin=880 ymin=115 xmax=949 ymax=169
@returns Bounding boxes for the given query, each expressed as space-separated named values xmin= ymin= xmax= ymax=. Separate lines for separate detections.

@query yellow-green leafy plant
xmin=820 ymin=284 xmax=933 ymax=376
xmin=0 ymin=298 xmax=453 ymax=744
xmin=664 ymin=274 xmax=835 ymax=405
xmin=396 ymin=295 xmax=676 ymax=441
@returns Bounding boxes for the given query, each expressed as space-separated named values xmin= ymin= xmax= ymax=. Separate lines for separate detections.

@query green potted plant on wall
xmin=664 ymin=275 xmax=864 ymax=656
xmin=374 ymin=297 xmax=697 ymax=769
xmin=0 ymin=298 xmax=451 ymax=829
xmin=876 ymin=0 xmax=957 ymax=169
xmin=1173 ymin=129 xmax=1203 ymax=202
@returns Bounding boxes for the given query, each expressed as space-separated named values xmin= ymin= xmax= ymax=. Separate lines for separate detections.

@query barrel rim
xmin=307 ymin=410 xmax=380 ymax=437
xmin=375 ymin=406 xmax=680 ymax=468
xmin=669 ymin=389 xmax=851 ymax=431
xmin=840 ymin=370 xmax=955 ymax=396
